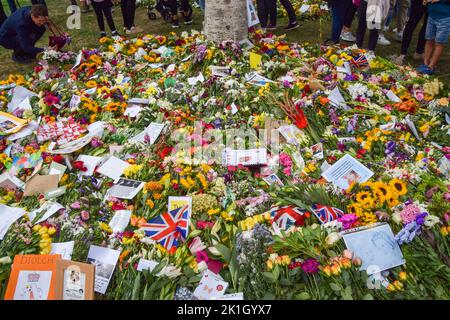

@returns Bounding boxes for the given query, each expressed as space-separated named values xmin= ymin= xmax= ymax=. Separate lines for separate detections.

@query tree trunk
xmin=204 ymin=0 xmax=248 ymax=43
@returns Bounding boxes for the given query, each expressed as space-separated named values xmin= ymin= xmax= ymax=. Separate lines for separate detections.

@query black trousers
xmin=344 ymin=2 xmax=358 ymax=28
xmin=166 ymin=0 xmax=191 ymax=16
xmin=121 ymin=0 xmax=136 ymax=29
xmin=279 ymin=0 xmax=296 ymax=23
xmin=257 ymin=0 xmax=277 ymax=28
xmin=91 ymin=0 xmax=116 ymax=33
xmin=400 ymin=0 xmax=428 ymax=55
xmin=356 ymin=1 xmax=379 ymax=51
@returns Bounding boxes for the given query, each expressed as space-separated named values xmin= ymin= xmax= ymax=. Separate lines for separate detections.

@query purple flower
xmin=301 ymin=258 xmax=319 ymax=274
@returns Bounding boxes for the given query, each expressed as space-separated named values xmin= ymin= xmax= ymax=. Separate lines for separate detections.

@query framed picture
xmin=55 ymin=260 xmax=95 ymax=300
xmin=341 ymin=223 xmax=405 ymax=274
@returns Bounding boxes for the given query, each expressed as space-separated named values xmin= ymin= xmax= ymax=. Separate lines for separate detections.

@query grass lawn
xmin=0 ymin=0 xmax=449 ymax=84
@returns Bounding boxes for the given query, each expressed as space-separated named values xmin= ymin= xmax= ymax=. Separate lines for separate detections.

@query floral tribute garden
xmin=0 ymin=28 xmax=449 ymax=300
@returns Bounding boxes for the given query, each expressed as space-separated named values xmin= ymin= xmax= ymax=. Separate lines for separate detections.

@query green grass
xmin=0 ymin=0 xmax=449 ymax=84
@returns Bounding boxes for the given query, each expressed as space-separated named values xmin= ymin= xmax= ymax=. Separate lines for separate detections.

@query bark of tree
xmin=204 ymin=0 xmax=248 ymax=43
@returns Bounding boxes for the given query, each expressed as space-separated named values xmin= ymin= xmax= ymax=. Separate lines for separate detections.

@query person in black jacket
xmin=0 ymin=4 xmax=51 ymax=64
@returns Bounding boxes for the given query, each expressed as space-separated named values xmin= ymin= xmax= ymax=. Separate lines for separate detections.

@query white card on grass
xmin=97 ymin=156 xmax=131 ymax=182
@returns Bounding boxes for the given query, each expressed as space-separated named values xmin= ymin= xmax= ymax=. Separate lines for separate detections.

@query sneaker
xmin=377 ymin=34 xmax=391 ymax=45
xmin=266 ymin=24 xmax=277 ymax=31
xmin=417 ymin=64 xmax=434 ymax=75
xmin=341 ymin=31 xmax=356 ymax=42
xmin=184 ymin=16 xmax=193 ymax=25
xmin=111 ymin=30 xmax=120 ymax=37
xmin=413 ymin=52 xmax=424 ymax=61
xmin=284 ymin=21 xmax=299 ymax=31
xmin=12 ymin=52 xmax=33 ymax=64
xmin=171 ymin=19 xmax=180 ymax=28
xmin=99 ymin=31 xmax=107 ymax=39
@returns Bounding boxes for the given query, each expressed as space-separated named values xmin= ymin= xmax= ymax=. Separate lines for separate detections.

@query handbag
xmin=47 ymin=19 xmax=71 ymax=51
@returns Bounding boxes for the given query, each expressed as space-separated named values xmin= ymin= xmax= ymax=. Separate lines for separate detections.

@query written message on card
xmin=87 ymin=245 xmax=121 ymax=294
xmin=322 ymin=154 xmax=374 ymax=190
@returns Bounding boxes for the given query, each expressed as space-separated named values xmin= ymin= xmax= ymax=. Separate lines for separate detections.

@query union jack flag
xmin=312 ymin=204 xmax=344 ymax=224
xmin=270 ymin=206 xmax=309 ymax=230
xmin=351 ymin=54 xmax=369 ymax=69
xmin=140 ymin=205 xmax=190 ymax=250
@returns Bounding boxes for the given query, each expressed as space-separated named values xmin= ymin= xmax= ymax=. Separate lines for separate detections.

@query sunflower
xmin=356 ymin=191 xmax=371 ymax=203
xmin=389 ymin=179 xmax=407 ymax=196
xmin=347 ymin=203 xmax=359 ymax=215
xmin=360 ymin=212 xmax=378 ymax=225
xmin=371 ymin=181 xmax=393 ymax=203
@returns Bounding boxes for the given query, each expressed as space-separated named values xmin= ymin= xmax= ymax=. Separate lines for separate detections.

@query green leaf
xmin=295 ymin=291 xmax=311 ymax=300
xmin=214 ymin=243 xmax=231 ymax=263
xmin=131 ymin=273 xmax=141 ymax=300
xmin=329 ymin=282 xmax=342 ymax=292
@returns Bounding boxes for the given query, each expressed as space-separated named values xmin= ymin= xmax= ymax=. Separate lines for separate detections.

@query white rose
xmin=392 ymin=211 xmax=403 ymax=224
xmin=325 ymin=232 xmax=341 ymax=246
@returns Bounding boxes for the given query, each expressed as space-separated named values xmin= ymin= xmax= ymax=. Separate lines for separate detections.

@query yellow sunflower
xmin=356 ymin=191 xmax=371 ymax=203
xmin=389 ymin=179 xmax=408 ymax=196
xmin=371 ymin=182 xmax=393 ymax=203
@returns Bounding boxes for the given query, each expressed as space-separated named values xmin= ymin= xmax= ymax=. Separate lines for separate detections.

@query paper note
xmin=328 ymin=87 xmax=349 ymax=110
xmin=130 ymin=122 xmax=165 ymax=145
xmin=97 ymin=156 xmax=131 ymax=182
xmin=50 ymin=241 xmax=75 ymax=260
xmin=106 ymin=178 xmax=145 ymax=200
xmin=28 ymin=202 xmax=64 ymax=225
xmin=193 ymin=270 xmax=228 ymax=300
xmin=0 ymin=205 xmax=26 ymax=240
xmin=87 ymin=245 xmax=121 ymax=294
xmin=48 ymin=162 xmax=67 ymax=181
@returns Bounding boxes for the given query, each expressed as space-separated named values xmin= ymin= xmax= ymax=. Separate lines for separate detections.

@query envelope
xmin=23 ymin=174 xmax=59 ymax=197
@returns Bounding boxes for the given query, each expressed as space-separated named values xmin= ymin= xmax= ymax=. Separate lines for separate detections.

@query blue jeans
xmin=425 ymin=16 xmax=450 ymax=44
xmin=330 ymin=0 xmax=351 ymax=42
xmin=196 ymin=0 xmax=204 ymax=12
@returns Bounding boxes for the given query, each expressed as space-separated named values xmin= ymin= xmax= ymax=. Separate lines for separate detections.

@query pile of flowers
xmin=0 ymin=28 xmax=449 ymax=300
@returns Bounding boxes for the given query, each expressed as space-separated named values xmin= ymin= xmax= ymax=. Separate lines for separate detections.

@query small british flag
xmin=270 ymin=206 xmax=309 ymax=230
xmin=311 ymin=204 xmax=344 ymax=224
xmin=140 ymin=205 xmax=190 ymax=250
xmin=351 ymin=54 xmax=369 ymax=69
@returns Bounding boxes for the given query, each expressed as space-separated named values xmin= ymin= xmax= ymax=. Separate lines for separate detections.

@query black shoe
xmin=184 ymin=16 xmax=193 ymax=25
xmin=284 ymin=21 xmax=299 ymax=31
xmin=171 ymin=19 xmax=180 ymax=28
xmin=12 ymin=52 xmax=33 ymax=64
xmin=323 ymin=39 xmax=339 ymax=46
xmin=99 ymin=31 xmax=107 ymax=39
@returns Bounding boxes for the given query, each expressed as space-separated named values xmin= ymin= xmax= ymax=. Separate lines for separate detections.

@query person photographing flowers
xmin=0 ymin=4 xmax=55 ymax=64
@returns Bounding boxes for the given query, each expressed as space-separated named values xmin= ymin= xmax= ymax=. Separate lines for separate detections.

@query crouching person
xmin=0 ymin=4 xmax=50 ymax=64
